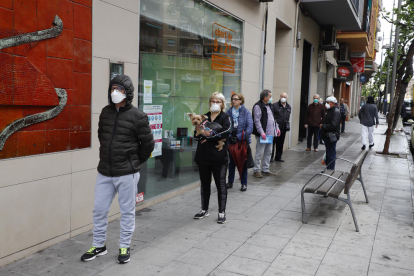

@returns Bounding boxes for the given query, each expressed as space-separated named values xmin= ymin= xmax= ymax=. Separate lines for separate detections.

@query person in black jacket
xmin=271 ymin=93 xmax=291 ymax=162
xmin=81 ymin=75 xmax=154 ymax=264
xmin=320 ymin=96 xmax=341 ymax=170
xmin=193 ymin=92 xmax=231 ymax=224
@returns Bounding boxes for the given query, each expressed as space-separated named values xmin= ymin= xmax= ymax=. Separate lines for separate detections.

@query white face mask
xmin=325 ymin=103 xmax=331 ymax=109
xmin=280 ymin=98 xmax=287 ymax=103
xmin=111 ymin=89 xmax=126 ymax=104
xmin=210 ymin=103 xmax=221 ymax=113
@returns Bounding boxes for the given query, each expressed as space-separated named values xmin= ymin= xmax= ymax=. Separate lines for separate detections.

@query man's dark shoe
xmin=81 ymin=245 xmax=107 ymax=262
xmin=361 ymin=145 xmax=366 ymax=150
xmin=241 ymin=185 xmax=247 ymax=191
xmin=253 ymin=172 xmax=263 ymax=178
xmin=118 ymin=247 xmax=130 ymax=264
xmin=275 ymin=159 xmax=285 ymax=162
xmin=194 ymin=210 xmax=209 ymax=219
xmin=270 ymin=158 xmax=274 ymax=162
xmin=262 ymin=171 xmax=277 ymax=176
xmin=341 ymin=131 xmax=345 ymax=134
xmin=369 ymin=143 xmax=375 ymax=148
xmin=217 ymin=212 xmax=226 ymax=224
xmin=226 ymin=183 xmax=233 ymax=189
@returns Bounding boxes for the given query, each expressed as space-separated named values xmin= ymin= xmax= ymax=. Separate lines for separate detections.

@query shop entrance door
xmin=299 ymin=40 xmax=313 ymax=141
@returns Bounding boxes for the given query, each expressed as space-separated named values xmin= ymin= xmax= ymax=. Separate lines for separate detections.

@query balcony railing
xmin=350 ymin=0 xmax=359 ymax=13
xmin=376 ymin=19 xmax=381 ymax=33
xmin=375 ymin=41 xmax=380 ymax=52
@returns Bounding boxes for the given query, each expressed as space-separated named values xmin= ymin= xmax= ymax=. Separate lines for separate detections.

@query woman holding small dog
xmin=226 ymin=93 xmax=253 ymax=191
xmin=193 ymin=92 xmax=232 ymax=224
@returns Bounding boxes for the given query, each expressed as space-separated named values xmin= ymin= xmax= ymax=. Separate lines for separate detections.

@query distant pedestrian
xmin=193 ymin=92 xmax=231 ymax=224
xmin=304 ymin=94 xmax=325 ymax=152
xmin=252 ymin=89 xmax=280 ymax=178
xmin=81 ymin=75 xmax=155 ymax=264
xmin=226 ymin=93 xmax=253 ymax=191
xmin=321 ymin=96 xmax=341 ymax=170
xmin=358 ymin=96 xmax=379 ymax=150
xmin=271 ymin=92 xmax=291 ymax=162
xmin=339 ymin=98 xmax=350 ymax=133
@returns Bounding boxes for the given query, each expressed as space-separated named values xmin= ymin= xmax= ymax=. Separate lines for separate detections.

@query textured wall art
xmin=0 ymin=0 xmax=92 ymax=159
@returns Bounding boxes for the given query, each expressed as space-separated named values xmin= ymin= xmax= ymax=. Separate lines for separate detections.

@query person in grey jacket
xmin=81 ymin=75 xmax=154 ymax=264
xmin=339 ymin=98 xmax=349 ymax=133
xmin=358 ymin=96 xmax=379 ymax=150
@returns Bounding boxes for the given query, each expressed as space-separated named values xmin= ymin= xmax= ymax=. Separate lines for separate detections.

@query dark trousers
xmin=341 ymin=114 xmax=346 ymax=132
xmin=307 ymin=126 xmax=320 ymax=149
xmin=228 ymin=150 xmax=248 ymax=185
xmin=271 ymin=130 xmax=287 ymax=160
xmin=323 ymin=137 xmax=337 ymax=170
xmin=198 ymin=164 xmax=228 ymax=213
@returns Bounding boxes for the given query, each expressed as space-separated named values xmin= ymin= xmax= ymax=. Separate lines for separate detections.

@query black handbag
xmin=285 ymin=121 xmax=291 ymax=131
xmin=327 ymin=132 xmax=337 ymax=143
xmin=246 ymin=145 xmax=254 ymax=168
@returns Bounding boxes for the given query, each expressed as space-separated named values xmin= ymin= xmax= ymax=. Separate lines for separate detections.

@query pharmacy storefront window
xmin=138 ymin=0 xmax=243 ymax=201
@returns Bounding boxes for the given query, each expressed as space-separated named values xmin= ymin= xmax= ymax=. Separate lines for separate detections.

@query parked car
xmin=408 ymin=119 xmax=414 ymax=151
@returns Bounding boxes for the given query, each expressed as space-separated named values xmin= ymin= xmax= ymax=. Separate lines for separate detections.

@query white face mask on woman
xmin=210 ymin=103 xmax=221 ymax=113
xmin=111 ymin=89 xmax=126 ymax=104
xmin=325 ymin=103 xmax=331 ymax=109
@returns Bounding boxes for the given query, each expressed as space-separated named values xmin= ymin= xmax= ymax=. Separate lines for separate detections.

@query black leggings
xmin=198 ymin=164 xmax=228 ymax=213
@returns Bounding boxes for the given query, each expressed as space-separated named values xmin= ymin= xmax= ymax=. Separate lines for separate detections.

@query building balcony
xmin=301 ymin=0 xmax=362 ymax=30
xmin=376 ymin=18 xmax=381 ymax=33
xmin=375 ymin=41 xmax=380 ymax=52
xmin=337 ymin=32 xmax=369 ymax=52
xmin=364 ymin=59 xmax=378 ymax=76
xmin=378 ymin=0 xmax=383 ymax=11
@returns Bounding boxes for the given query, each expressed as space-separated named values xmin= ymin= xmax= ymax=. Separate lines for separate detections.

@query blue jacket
xmin=226 ymin=105 xmax=253 ymax=144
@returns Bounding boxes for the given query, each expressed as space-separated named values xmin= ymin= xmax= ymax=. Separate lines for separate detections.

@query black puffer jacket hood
xmin=108 ymin=75 xmax=134 ymax=106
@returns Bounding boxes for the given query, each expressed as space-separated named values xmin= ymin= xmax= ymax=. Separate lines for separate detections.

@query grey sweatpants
xmin=92 ymin=172 xmax=139 ymax=248
xmin=254 ymin=136 xmax=273 ymax=173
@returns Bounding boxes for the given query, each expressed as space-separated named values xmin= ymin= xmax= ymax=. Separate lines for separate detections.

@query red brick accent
xmin=70 ymin=105 xmax=91 ymax=132
xmin=45 ymin=129 xmax=70 ymax=153
xmin=70 ymin=131 xmax=91 ymax=150
xmin=74 ymin=38 xmax=92 ymax=73
xmin=46 ymin=57 xmax=74 ymax=89
xmin=74 ymin=3 xmax=92 ymax=41
xmin=18 ymin=130 xmax=46 ymax=156
xmin=73 ymin=73 xmax=92 ymax=105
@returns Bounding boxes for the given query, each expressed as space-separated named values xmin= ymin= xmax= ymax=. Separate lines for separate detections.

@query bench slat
xmin=304 ymin=170 xmax=335 ymax=193
xmin=315 ymin=171 xmax=345 ymax=195
xmin=327 ymin=172 xmax=350 ymax=198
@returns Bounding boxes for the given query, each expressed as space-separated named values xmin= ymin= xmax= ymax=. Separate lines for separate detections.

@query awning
xmin=325 ymin=53 xmax=338 ymax=67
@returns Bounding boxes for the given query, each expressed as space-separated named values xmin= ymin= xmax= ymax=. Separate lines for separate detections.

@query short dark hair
xmin=260 ymin=89 xmax=271 ymax=101
xmin=367 ymin=96 xmax=375 ymax=104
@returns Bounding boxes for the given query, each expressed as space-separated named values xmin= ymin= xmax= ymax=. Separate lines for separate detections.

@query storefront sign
xmin=360 ymin=75 xmax=367 ymax=83
xmin=143 ymin=80 xmax=153 ymax=104
xmin=143 ymin=105 xmax=162 ymax=157
xmin=212 ymin=23 xmax=236 ymax=74
xmin=335 ymin=66 xmax=354 ymax=82
xmin=350 ymin=52 xmax=365 ymax=73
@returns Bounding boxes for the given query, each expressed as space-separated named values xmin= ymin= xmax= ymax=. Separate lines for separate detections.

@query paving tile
xmin=194 ymin=237 xmax=242 ymax=255
xmin=321 ymin=251 xmax=370 ymax=273
xmin=371 ymin=239 xmax=414 ymax=271
xmin=315 ymin=265 xmax=365 ymax=276
xmin=157 ymin=261 xmax=212 ymax=276
xmin=232 ymin=243 xmax=281 ymax=263
xmin=257 ymin=223 xmax=300 ymax=239
xmin=211 ymin=227 xmax=253 ymax=243
xmin=270 ymin=253 xmax=321 ymax=275
xmin=217 ymin=255 xmax=270 ymax=276
xmin=98 ymin=261 xmax=162 ymax=276
xmin=208 ymin=269 xmax=248 ymax=276
xmin=225 ymin=219 xmax=265 ymax=233
xmin=0 ymin=253 xmax=66 ymax=276
xmin=262 ymin=266 xmax=312 ymax=276
xmin=177 ymin=248 xmax=228 ymax=270
xmin=326 ymin=241 xmax=372 ymax=259
xmin=132 ymin=247 xmax=182 ymax=267
xmin=246 ymin=233 xmax=290 ymax=249
xmin=290 ymin=231 xmax=334 ymax=248
xmin=281 ymin=242 xmax=328 ymax=261
xmin=151 ymin=235 xmax=199 ymax=253
xmin=368 ymin=263 xmax=414 ymax=276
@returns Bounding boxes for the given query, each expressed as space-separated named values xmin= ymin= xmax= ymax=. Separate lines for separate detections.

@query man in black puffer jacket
xmin=81 ymin=75 xmax=154 ymax=265
xmin=320 ymin=96 xmax=341 ymax=170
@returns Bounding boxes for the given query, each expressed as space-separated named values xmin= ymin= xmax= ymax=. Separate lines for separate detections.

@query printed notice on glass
xmin=143 ymin=105 xmax=162 ymax=157
xmin=212 ymin=23 xmax=236 ymax=74
xmin=144 ymin=80 xmax=153 ymax=104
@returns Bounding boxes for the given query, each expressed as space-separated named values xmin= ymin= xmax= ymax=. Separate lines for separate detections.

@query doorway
xmin=298 ymin=40 xmax=313 ymax=141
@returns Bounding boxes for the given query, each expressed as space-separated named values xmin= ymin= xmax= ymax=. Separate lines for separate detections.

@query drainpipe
xmin=259 ymin=3 xmax=268 ymax=93
xmin=288 ymin=0 xmax=301 ymax=148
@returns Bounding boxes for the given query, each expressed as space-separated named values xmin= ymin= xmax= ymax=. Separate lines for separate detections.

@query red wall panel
xmin=0 ymin=0 xmax=92 ymax=160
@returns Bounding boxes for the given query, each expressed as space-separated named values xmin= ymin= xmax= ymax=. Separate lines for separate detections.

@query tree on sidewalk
xmin=381 ymin=1 xmax=414 ymax=154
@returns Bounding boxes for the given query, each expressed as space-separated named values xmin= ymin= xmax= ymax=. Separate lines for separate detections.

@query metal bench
xmin=301 ymin=151 xmax=369 ymax=232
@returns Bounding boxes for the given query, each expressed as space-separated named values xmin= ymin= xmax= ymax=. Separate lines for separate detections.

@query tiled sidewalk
xmin=1 ymin=117 xmax=413 ymax=276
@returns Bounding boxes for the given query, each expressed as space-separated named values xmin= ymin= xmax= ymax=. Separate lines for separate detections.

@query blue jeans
xmin=323 ymin=137 xmax=337 ymax=170
xmin=228 ymin=149 xmax=248 ymax=185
